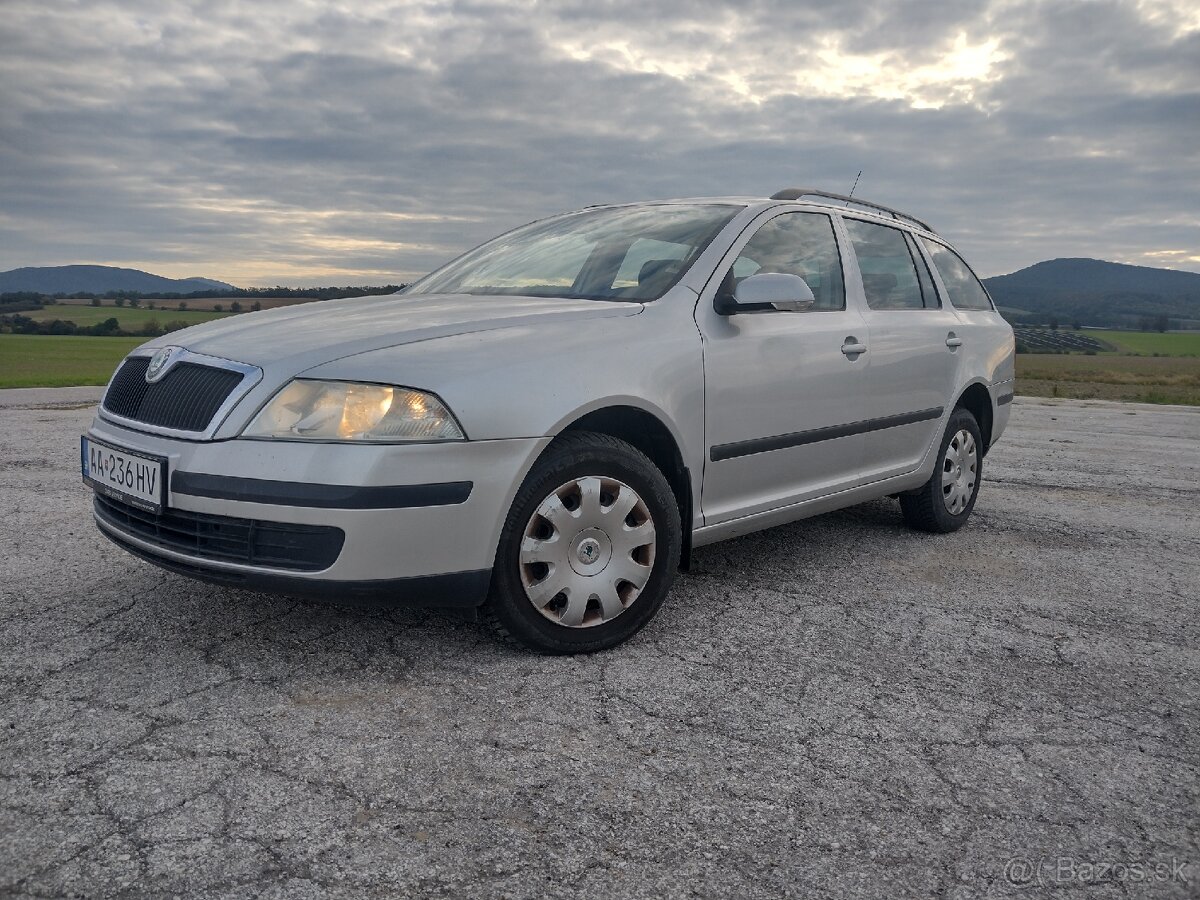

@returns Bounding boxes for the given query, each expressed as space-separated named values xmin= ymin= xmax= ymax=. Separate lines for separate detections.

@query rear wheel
xmin=900 ymin=407 xmax=983 ymax=533
xmin=486 ymin=431 xmax=681 ymax=653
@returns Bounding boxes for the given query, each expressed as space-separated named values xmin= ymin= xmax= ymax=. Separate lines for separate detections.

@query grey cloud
xmin=1 ymin=0 xmax=1197 ymax=284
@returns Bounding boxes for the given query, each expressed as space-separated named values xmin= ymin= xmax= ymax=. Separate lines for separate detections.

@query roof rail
xmin=769 ymin=187 xmax=935 ymax=233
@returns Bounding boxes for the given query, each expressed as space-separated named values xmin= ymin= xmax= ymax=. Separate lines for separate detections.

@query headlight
xmin=243 ymin=380 xmax=465 ymax=442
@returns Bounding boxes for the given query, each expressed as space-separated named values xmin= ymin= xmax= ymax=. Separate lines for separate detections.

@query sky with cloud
xmin=2 ymin=0 xmax=1197 ymax=286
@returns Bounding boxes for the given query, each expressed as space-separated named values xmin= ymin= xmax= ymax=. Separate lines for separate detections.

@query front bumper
xmin=97 ymin=516 xmax=493 ymax=608
xmin=86 ymin=414 xmax=549 ymax=607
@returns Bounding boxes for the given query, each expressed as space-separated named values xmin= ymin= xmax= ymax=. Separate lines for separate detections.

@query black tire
xmin=900 ymin=407 xmax=983 ymax=534
xmin=485 ymin=431 xmax=681 ymax=653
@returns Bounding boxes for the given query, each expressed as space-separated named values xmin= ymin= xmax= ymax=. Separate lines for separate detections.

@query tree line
xmin=0 ymin=284 xmax=410 ymax=338
xmin=1 ymin=313 xmax=195 ymax=338
xmin=1002 ymin=311 xmax=1176 ymax=333
xmin=2 ymin=285 xmax=405 ymax=304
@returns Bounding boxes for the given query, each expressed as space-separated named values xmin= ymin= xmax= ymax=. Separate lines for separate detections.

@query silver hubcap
xmin=519 ymin=476 xmax=656 ymax=628
xmin=941 ymin=428 xmax=978 ymax=515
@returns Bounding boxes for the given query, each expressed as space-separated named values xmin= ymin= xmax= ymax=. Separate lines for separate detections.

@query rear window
xmin=920 ymin=239 xmax=993 ymax=310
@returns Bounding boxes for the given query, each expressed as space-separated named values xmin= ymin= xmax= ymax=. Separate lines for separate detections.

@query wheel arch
xmin=955 ymin=381 xmax=994 ymax=456
xmin=554 ymin=404 xmax=694 ymax=571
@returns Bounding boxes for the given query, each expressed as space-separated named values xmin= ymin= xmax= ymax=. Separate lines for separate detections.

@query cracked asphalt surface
xmin=1 ymin=388 xmax=1197 ymax=899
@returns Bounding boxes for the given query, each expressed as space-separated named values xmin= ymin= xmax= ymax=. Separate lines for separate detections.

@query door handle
xmin=841 ymin=339 xmax=868 ymax=356
xmin=946 ymin=334 xmax=963 ymax=349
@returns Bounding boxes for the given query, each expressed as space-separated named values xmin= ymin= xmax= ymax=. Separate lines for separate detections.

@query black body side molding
xmin=710 ymin=407 xmax=944 ymax=462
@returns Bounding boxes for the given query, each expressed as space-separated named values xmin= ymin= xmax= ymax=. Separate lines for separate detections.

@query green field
xmin=1086 ymin=329 xmax=1200 ymax=357
xmin=1016 ymin=353 xmax=1200 ymax=405
xmin=1015 ymin=329 xmax=1200 ymax=405
xmin=29 ymin=305 xmax=230 ymax=328
xmin=0 ymin=334 xmax=144 ymax=388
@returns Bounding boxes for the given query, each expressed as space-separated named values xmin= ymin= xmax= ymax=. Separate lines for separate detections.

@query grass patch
xmin=1016 ymin=353 xmax=1200 ymax=405
xmin=1086 ymin=330 xmax=1200 ymax=357
xmin=28 ymin=306 xmax=230 ymax=328
xmin=0 ymin=334 xmax=143 ymax=388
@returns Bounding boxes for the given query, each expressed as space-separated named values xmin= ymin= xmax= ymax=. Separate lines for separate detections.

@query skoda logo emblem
xmin=145 ymin=346 xmax=183 ymax=383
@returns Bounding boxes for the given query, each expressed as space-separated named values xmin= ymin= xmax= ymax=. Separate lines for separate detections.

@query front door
xmin=695 ymin=211 xmax=871 ymax=525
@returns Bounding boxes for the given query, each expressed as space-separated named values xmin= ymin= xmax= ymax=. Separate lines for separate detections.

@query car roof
xmin=588 ymin=192 xmax=938 ymax=237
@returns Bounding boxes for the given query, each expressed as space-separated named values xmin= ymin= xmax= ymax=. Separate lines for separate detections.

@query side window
xmin=725 ymin=213 xmax=845 ymax=310
xmin=920 ymin=238 xmax=993 ymax=310
xmin=907 ymin=233 xmax=941 ymax=308
xmin=843 ymin=219 xmax=926 ymax=310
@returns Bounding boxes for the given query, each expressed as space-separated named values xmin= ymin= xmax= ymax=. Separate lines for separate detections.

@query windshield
xmin=406 ymin=204 xmax=742 ymax=302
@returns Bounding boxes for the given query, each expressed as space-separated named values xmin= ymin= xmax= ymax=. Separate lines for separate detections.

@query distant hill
xmin=985 ymin=258 xmax=1200 ymax=298
xmin=0 ymin=265 xmax=236 ymax=295
xmin=983 ymin=258 xmax=1200 ymax=328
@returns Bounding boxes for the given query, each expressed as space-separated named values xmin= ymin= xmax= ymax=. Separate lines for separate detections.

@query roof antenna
xmin=848 ymin=170 xmax=863 ymax=199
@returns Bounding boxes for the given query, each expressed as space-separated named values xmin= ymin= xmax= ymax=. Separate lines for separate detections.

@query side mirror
xmin=717 ymin=273 xmax=816 ymax=315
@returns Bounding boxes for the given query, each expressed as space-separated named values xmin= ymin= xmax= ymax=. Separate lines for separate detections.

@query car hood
xmin=148 ymin=293 xmax=641 ymax=372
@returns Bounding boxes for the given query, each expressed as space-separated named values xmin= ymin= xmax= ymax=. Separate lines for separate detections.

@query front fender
xmin=300 ymin=300 xmax=705 ymax=457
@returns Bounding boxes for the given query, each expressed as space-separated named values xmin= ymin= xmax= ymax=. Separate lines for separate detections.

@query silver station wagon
xmin=83 ymin=188 xmax=1015 ymax=652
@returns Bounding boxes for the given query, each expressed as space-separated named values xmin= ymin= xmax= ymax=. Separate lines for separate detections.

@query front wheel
xmin=486 ymin=431 xmax=682 ymax=653
xmin=900 ymin=407 xmax=983 ymax=533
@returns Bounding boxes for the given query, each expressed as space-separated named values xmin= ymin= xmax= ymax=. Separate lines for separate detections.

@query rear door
xmin=918 ymin=236 xmax=1009 ymax=368
xmin=840 ymin=217 xmax=963 ymax=479
xmin=919 ymin=236 xmax=1016 ymax=433
xmin=695 ymin=210 xmax=870 ymax=524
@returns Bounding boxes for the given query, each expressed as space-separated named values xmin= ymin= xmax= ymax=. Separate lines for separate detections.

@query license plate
xmin=81 ymin=436 xmax=167 ymax=514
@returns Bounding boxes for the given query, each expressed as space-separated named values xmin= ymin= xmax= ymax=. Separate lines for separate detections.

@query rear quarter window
xmin=920 ymin=239 xmax=993 ymax=310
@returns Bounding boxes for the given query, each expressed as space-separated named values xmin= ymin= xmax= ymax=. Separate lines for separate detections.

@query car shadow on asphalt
xmin=112 ymin=498 xmax=914 ymax=671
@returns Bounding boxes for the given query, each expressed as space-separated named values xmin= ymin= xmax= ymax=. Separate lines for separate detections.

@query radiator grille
xmin=94 ymin=494 xmax=344 ymax=572
xmin=103 ymin=356 xmax=246 ymax=433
